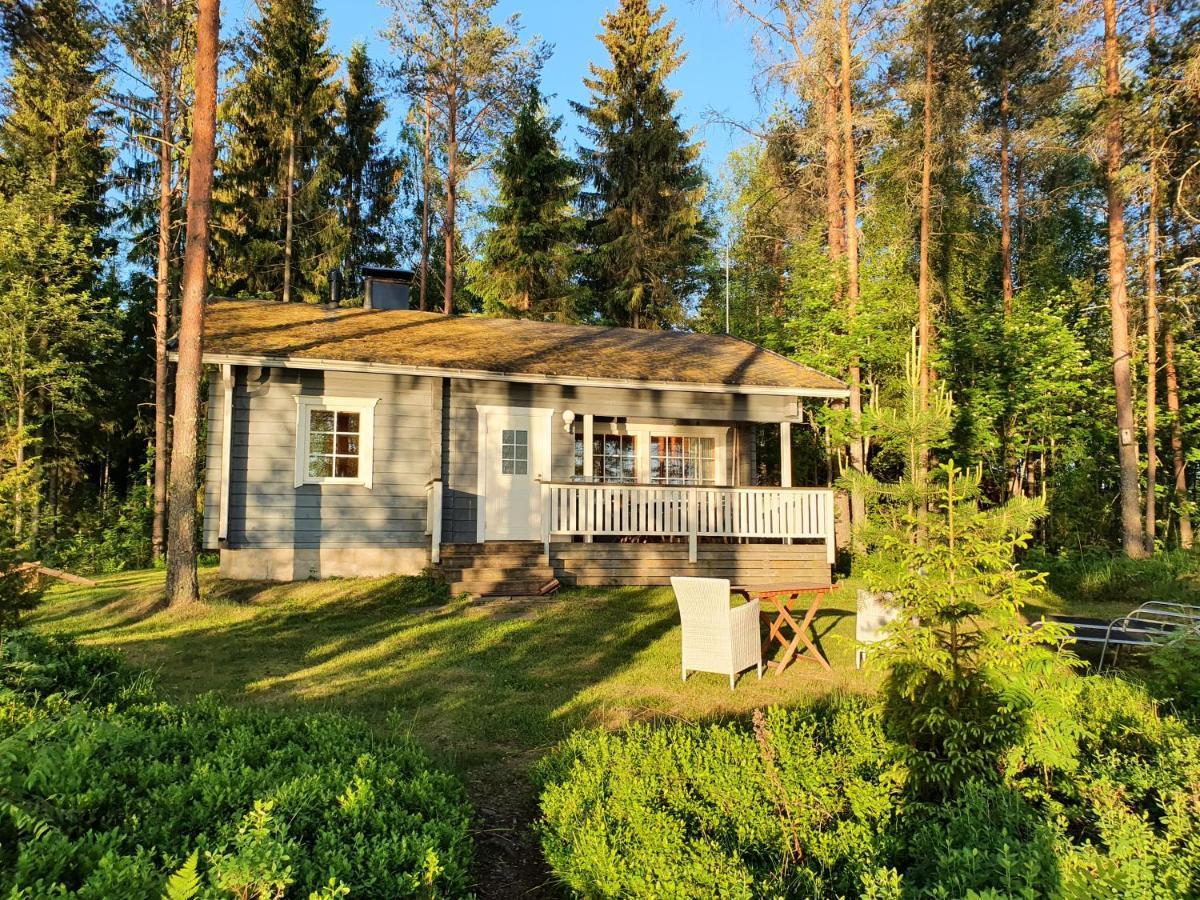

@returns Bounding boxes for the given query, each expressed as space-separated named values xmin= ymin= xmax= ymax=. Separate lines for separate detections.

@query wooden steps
xmin=439 ymin=540 xmax=832 ymax=593
xmin=438 ymin=542 xmax=559 ymax=597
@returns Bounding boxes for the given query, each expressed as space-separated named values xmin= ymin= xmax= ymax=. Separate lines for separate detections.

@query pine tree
xmin=116 ymin=0 xmax=194 ymax=561
xmin=213 ymin=0 xmax=343 ymax=303
xmin=475 ymin=84 xmax=580 ymax=320
xmin=575 ymin=0 xmax=709 ymax=329
xmin=386 ymin=0 xmax=544 ymax=315
xmin=337 ymin=42 xmax=405 ymax=297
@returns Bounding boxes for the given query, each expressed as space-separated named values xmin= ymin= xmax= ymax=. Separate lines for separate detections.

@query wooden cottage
xmin=194 ymin=299 xmax=849 ymax=594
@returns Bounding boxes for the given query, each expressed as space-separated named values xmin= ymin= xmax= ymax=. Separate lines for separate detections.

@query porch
xmin=428 ymin=480 xmax=837 ymax=594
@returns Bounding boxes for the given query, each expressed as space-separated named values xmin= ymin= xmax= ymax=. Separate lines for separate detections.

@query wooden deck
xmin=551 ymin=541 xmax=830 ymax=587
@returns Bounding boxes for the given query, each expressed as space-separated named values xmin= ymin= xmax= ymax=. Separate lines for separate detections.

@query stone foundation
xmin=219 ymin=547 xmax=429 ymax=581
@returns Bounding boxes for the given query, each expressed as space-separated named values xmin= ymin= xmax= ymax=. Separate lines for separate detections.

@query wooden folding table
xmin=732 ymin=583 xmax=832 ymax=674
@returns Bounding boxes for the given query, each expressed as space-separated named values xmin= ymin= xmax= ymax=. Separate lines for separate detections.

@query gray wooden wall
xmin=205 ymin=365 xmax=802 ymax=551
xmin=205 ymin=366 xmax=435 ymax=550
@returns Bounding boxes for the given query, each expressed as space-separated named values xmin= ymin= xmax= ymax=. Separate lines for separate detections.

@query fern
xmin=162 ymin=851 xmax=201 ymax=900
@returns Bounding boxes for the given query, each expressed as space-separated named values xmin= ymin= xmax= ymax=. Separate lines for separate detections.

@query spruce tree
xmin=213 ymin=0 xmax=343 ymax=303
xmin=338 ymin=42 xmax=405 ymax=297
xmin=575 ymin=0 xmax=709 ymax=329
xmin=476 ymin=84 xmax=580 ymax=321
xmin=0 ymin=0 xmax=114 ymax=542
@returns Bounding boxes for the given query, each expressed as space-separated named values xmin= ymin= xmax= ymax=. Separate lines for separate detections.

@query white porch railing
xmin=425 ymin=479 xmax=443 ymax=564
xmin=540 ymin=482 xmax=836 ymax=564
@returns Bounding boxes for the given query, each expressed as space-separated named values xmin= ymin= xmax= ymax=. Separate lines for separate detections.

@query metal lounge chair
xmin=670 ymin=576 xmax=763 ymax=690
xmin=1037 ymin=601 xmax=1200 ymax=670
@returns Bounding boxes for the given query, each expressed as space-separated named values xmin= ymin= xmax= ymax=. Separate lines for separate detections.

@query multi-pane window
xmin=501 ymin=428 xmax=528 ymax=475
xmin=307 ymin=409 xmax=361 ymax=480
xmin=295 ymin=396 xmax=376 ymax=488
xmin=650 ymin=435 xmax=717 ymax=485
xmin=574 ymin=432 xmax=637 ymax=483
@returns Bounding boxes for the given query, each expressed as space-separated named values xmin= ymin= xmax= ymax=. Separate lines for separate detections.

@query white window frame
xmin=573 ymin=421 xmax=729 ymax=485
xmin=294 ymin=395 xmax=378 ymax=488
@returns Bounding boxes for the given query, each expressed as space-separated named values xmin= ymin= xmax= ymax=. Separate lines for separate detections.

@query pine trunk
xmin=918 ymin=25 xmax=934 ymax=411
xmin=1165 ymin=327 xmax=1193 ymax=548
xmin=839 ymin=0 xmax=866 ymax=531
xmin=1145 ymin=167 xmax=1158 ymax=551
xmin=165 ymin=0 xmax=219 ymax=606
xmin=152 ymin=52 xmax=173 ymax=563
xmin=1103 ymin=0 xmax=1145 ymax=558
xmin=824 ymin=40 xmax=844 ymax=262
xmin=419 ymin=93 xmax=431 ymax=311
xmin=282 ymin=127 xmax=296 ymax=303
xmin=999 ymin=76 xmax=1013 ymax=316
xmin=443 ymin=96 xmax=456 ymax=316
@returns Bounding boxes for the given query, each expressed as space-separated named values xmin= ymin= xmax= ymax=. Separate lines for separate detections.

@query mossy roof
xmin=200 ymin=299 xmax=848 ymax=394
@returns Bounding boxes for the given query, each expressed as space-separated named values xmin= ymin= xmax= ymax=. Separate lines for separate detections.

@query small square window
xmin=501 ymin=429 xmax=529 ymax=476
xmin=298 ymin=399 xmax=374 ymax=486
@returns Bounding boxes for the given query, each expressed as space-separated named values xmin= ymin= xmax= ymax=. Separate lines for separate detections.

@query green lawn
xmin=31 ymin=568 xmax=871 ymax=896
xmin=27 ymin=561 xmax=1163 ymax=895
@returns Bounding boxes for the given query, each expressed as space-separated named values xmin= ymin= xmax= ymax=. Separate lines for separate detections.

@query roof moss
xmin=200 ymin=299 xmax=847 ymax=393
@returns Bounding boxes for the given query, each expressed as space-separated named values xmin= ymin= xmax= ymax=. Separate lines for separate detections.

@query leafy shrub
xmin=537 ymin=676 xmax=1200 ymax=898
xmin=40 ymin=484 xmax=155 ymax=576
xmin=0 ymin=633 xmax=474 ymax=897
xmin=1143 ymin=636 xmax=1200 ymax=722
xmin=0 ymin=629 xmax=152 ymax=706
xmin=536 ymin=698 xmax=900 ymax=898
xmin=375 ymin=567 xmax=456 ymax=608
xmin=1026 ymin=548 xmax=1200 ymax=609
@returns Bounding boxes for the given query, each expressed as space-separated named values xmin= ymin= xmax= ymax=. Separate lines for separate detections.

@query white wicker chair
xmin=856 ymin=589 xmax=900 ymax=669
xmin=671 ymin=576 xmax=763 ymax=689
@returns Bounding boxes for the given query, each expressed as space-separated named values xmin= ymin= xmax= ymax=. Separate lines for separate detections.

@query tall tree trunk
xmin=419 ymin=93 xmax=431 ymax=311
xmin=282 ymin=126 xmax=296 ymax=303
xmin=1145 ymin=164 xmax=1159 ymax=551
xmin=999 ymin=76 xmax=1013 ymax=316
xmin=442 ymin=95 xmax=456 ymax=316
xmin=839 ymin=0 xmax=866 ymax=530
xmin=1103 ymin=0 xmax=1145 ymax=558
xmin=152 ymin=43 xmax=174 ymax=563
xmin=1165 ymin=326 xmax=1193 ymax=548
xmin=165 ymin=0 xmax=219 ymax=606
xmin=918 ymin=24 xmax=934 ymax=411
xmin=824 ymin=40 xmax=844 ymax=262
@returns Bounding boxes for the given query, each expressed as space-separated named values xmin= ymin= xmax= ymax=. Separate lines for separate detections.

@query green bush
xmin=40 ymin=485 xmax=155 ymax=576
xmin=1026 ymin=548 xmax=1200 ymax=609
xmin=0 ymin=633 xmax=474 ymax=898
xmin=537 ymin=677 xmax=1200 ymax=898
xmin=536 ymin=698 xmax=900 ymax=898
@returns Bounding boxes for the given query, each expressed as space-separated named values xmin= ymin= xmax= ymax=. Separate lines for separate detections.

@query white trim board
xmin=178 ymin=350 xmax=851 ymax=400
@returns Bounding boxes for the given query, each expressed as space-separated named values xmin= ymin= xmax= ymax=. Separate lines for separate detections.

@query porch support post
xmin=780 ymin=420 xmax=792 ymax=544
xmin=780 ymin=421 xmax=792 ymax=487
xmin=217 ymin=363 xmax=234 ymax=543
xmin=583 ymin=414 xmax=594 ymax=543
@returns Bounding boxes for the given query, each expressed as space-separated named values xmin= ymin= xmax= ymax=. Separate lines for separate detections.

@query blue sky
xmin=226 ymin=0 xmax=770 ymax=175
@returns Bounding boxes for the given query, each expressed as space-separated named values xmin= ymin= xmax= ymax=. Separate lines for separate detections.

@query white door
xmin=479 ymin=408 xmax=550 ymax=541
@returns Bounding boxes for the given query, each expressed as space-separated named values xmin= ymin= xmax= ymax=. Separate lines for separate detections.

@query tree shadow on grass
xmin=36 ymin=572 xmax=869 ymax=898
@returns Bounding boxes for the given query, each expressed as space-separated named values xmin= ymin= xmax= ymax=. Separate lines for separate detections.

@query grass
xmin=31 ymin=555 xmax=1194 ymax=895
xmin=31 ymin=567 xmax=870 ymax=897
